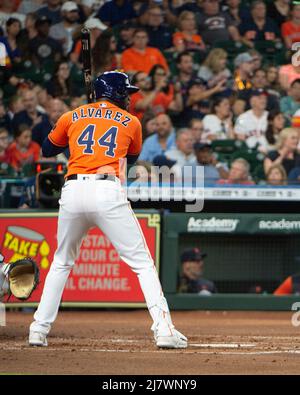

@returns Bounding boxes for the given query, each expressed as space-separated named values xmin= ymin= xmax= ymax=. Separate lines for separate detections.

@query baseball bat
xmin=81 ymin=28 xmax=95 ymax=103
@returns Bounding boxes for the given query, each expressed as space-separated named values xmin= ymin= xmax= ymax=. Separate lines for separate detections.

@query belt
xmin=66 ymin=174 xmax=116 ymax=182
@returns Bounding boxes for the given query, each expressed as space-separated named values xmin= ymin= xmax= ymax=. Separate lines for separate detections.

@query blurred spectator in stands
xmin=178 ymin=248 xmax=217 ymax=295
xmin=141 ymin=110 xmax=157 ymax=141
xmin=121 ymin=28 xmax=169 ymax=75
xmin=145 ymin=4 xmax=173 ymax=51
xmin=81 ymin=0 xmax=100 ymax=20
xmin=173 ymin=0 xmax=202 ymax=16
xmin=165 ymin=128 xmax=196 ymax=168
xmin=138 ymin=113 xmax=176 ymax=162
xmin=116 ymin=22 xmax=135 ymax=53
xmin=12 ymin=89 xmax=49 ymax=133
xmin=96 ymin=0 xmax=136 ymax=27
xmin=33 ymin=85 xmax=51 ymax=114
xmin=46 ymin=61 xmax=79 ymax=103
xmin=217 ymin=158 xmax=255 ymax=185
xmin=193 ymin=142 xmax=228 ymax=184
xmin=131 ymin=0 xmax=148 ymax=25
xmin=222 ymin=0 xmax=250 ymax=26
xmin=190 ymin=118 xmax=204 ymax=143
xmin=0 ymin=54 xmax=23 ymax=100
xmin=130 ymin=70 xmax=171 ymax=120
xmin=183 ymin=77 xmax=226 ymax=124
xmin=49 ymin=1 xmax=80 ymax=56
xmin=292 ymin=109 xmax=300 ymax=129
xmin=274 ymin=273 xmax=300 ymax=295
xmin=32 ymin=98 xmax=66 ymax=147
xmin=248 ymin=49 xmax=263 ymax=73
xmin=0 ymin=99 xmax=11 ymax=132
xmin=235 ymin=89 xmax=268 ymax=152
xmin=173 ymin=10 xmax=205 ymax=53
xmin=232 ymin=96 xmax=247 ymax=119
xmin=266 ymin=109 xmax=285 ymax=151
xmin=129 ymin=160 xmax=158 ymax=185
xmin=92 ymin=30 xmax=120 ymax=75
xmin=7 ymin=124 xmax=40 ymax=172
xmin=266 ymin=164 xmax=287 ymax=186
xmin=252 ymin=69 xmax=280 ymax=110
xmin=0 ymin=17 xmax=22 ymax=65
xmin=71 ymin=18 xmax=108 ymax=69
xmin=0 ymin=127 xmax=10 ymax=162
xmin=239 ymin=69 xmax=280 ymax=111
xmin=239 ymin=0 xmax=281 ymax=48
xmin=288 ymin=165 xmax=300 ymax=184
xmin=149 ymin=64 xmax=183 ymax=112
xmin=233 ymin=52 xmax=254 ymax=92
xmin=280 ymin=79 xmax=300 ymax=123
xmin=279 ymin=58 xmax=300 ymax=92
xmin=29 ymin=15 xmax=63 ymax=69
xmin=17 ymin=0 xmax=43 ymax=14
xmin=265 ymin=65 xmax=281 ymax=93
xmin=157 ymin=0 xmax=181 ymax=26
xmin=37 ymin=0 xmax=62 ymax=25
xmin=197 ymin=0 xmax=241 ymax=47
xmin=268 ymin=0 xmax=290 ymax=28
xmin=281 ymin=2 xmax=300 ymax=49
xmin=173 ymin=51 xmax=197 ymax=97
xmin=264 ymin=128 xmax=300 ymax=177
xmin=7 ymin=95 xmax=24 ymax=124
xmin=202 ymin=97 xmax=235 ymax=141
xmin=151 ymin=153 xmax=180 ymax=184
xmin=17 ymin=13 xmax=38 ymax=58
xmin=198 ymin=48 xmax=231 ymax=89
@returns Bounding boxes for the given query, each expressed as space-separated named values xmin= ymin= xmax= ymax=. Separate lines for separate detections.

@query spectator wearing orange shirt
xmin=173 ymin=11 xmax=205 ymax=53
xmin=281 ymin=3 xmax=300 ymax=49
xmin=121 ymin=28 xmax=169 ymax=75
xmin=7 ymin=124 xmax=40 ymax=172
xmin=129 ymin=70 xmax=171 ymax=121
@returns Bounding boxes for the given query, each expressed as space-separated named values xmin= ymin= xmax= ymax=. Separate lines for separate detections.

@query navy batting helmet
xmin=94 ymin=71 xmax=139 ymax=107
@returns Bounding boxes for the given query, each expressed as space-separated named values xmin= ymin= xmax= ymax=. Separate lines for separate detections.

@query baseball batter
xmin=29 ymin=71 xmax=187 ymax=349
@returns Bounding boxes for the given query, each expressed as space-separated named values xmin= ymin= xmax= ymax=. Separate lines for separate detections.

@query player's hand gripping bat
xmin=81 ymin=28 xmax=95 ymax=103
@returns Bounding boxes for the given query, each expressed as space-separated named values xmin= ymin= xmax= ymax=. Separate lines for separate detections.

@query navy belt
xmin=66 ymin=174 xmax=116 ymax=182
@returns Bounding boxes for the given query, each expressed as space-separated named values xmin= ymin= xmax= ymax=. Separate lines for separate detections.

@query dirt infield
xmin=1 ymin=310 xmax=300 ymax=375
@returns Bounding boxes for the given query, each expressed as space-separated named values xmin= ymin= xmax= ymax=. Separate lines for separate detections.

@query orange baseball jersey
xmin=48 ymin=100 xmax=142 ymax=178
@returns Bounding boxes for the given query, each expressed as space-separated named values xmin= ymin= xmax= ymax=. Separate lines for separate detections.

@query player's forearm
xmin=42 ymin=137 xmax=68 ymax=157
xmin=126 ymin=154 xmax=139 ymax=164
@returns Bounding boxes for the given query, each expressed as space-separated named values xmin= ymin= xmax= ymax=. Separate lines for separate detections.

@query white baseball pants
xmin=30 ymin=175 xmax=173 ymax=335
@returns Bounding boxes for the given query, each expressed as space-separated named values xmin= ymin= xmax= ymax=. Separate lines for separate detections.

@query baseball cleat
xmin=155 ymin=328 xmax=188 ymax=349
xmin=28 ymin=331 xmax=48 ymax=347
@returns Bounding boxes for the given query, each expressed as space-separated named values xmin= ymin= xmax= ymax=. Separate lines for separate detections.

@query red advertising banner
xmin=0 ymin=212 xmax=160 ymax=306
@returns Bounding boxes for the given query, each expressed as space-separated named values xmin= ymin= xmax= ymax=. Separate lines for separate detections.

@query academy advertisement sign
xmin=163 ymin=213 xmax=300 ymax=235
xmin=187 ymin=217 xmax=240 ymax=233
xmin=0 ymin=212 xmax=160 ymax=306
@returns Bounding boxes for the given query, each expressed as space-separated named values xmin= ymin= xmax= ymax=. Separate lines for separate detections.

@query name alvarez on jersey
xmin=72 ymin=107 xmax=131 ymax=127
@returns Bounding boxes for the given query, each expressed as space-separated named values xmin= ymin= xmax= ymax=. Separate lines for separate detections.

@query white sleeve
xmin=203 ymin=116 xmax=218 ymax=138
xmin=234 ymin=114 xmax=248 ymax=135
